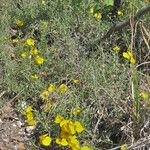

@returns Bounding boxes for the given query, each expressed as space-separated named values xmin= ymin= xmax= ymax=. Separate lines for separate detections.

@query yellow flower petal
xmin=81 ymin=146 xmax=90 ymax=150
xmin=26 ymin=38 xmax=35 ymax=46
xmin=130 ymin=57 xmax=136 ymax=64
xmin=127 ymin=51 xmax=133 ymax=58
xmin=12 ymin=38 xmax=19 ymax=44
xmin=73 ymin=79 xmax=80 ymax=84
xmin=118 ymin=10 xmax=124 ymax=16
xmin=121 ymin=144 xmax=128 ymax=150
xmin=123 ymin=51 xmax=136 ymax=64
xmin=123 ymin=52 xmax=130 ymax=60
xmin=56 ymin=138 xmax=68 ymax=146
xmin=67 ymin=135 xmax=80 ymax=149
xmin=89 ymin=7 xmax=94 ymax=14
xmin=30 ymin=48 xmax=38 ymax=55
xmin=112 ymin=46 xmax=120 ymax=51
xmin=27 ymin=118 xmax=36 ymax=126
xmin=68 ymin=122 xmax=76 ymax=135
xmin=57 ymin=84 xmax=69 ymax=94
xmin=140 ymin=92 xmax=149 ymax=100
xmin=73 ymin=109 xmax=81 ymax=116
xmin=39 ymin=134 xmax=52 ymax=146
xmin=34 ymin=55 xmax=44 ymax=65
xmin=40 ymin=91 xmax=49 ymax=100
xmin=74 ymin=121 xmax=84 ymax=133
xmin=26 ymin=106 xmax=33 ymax=113
xmin=54 ymin=115 xmax=64 ymax=124
xmin=48 ymin=83 xmax=55 ymax=92
xmin=94 ymin=13 xmax=102 ymax=20
xmin=31 ymin=74 xmax=39 ymax=79
xmin=21 ymin=52 xmax=28 ymax=58
xmin=16 ymin=20 xmax=24 ymax=27
xmin=61 ymin=138 xmax=68 ymax=146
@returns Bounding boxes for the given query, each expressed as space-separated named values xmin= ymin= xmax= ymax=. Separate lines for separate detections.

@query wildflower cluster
xmin=11 ymin=20 xmax=45 ymax=66
xmin=11 ymin=20 xmax=24 ymax=45
xmin=22 ymin=38 xmax=45 ymax=65
xmin=40 ymin=83 xmax=69 ymax=100
xmin=112 ymin=46 xmax=136 ymax=64
xmin=55 ymin=115 xmax=90 ymax=150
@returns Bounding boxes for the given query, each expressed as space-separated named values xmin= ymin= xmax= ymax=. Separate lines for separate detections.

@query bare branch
xmin=101 ymin=5 xmax=150 ymax=41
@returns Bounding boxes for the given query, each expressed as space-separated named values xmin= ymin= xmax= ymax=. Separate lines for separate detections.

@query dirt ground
xmin=0 ymin=101 xmax=28 ymax=150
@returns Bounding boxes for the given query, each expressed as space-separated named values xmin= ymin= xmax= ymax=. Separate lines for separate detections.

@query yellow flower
xmin=48 ymin=83 xmax=56 ymax=92
xmin=40 ymin=91 xmax=49 ymax=100
xmin=123 ymin=51 xmax=133 ymax=60
xmin=16 ymin=20 xmax=24 ymax=27
xmin=31 ymin=74 xmax=39 ymax=79
xmin=26 ymin=38 xmax=35 ymax=46
xmin=89 ymin=7 xmax=94 ymax=14
xmin=140 ymin=92 xmax=149 ymax=100
xmin=73 ymin=109 xmax=81 ymax=116
xmin=56 ymin=138 xmax=68 ymax=146
xmin=34 ymin=55 xmax=44 ymax=65
xmin=21 ymin=52 xmax=28 ymax=58
xmin=112 ymin=46 xmax=120 ymax=52
xmin=26 ymin=106 xmax=33 ymax=113
xmin=60 ymin=130 xmax=70 ymax=139
xmin=12 ymin=38 xmax=19 ymax=44
xmin=67 ymin=135 xmax=80 ymax=150
xmin=130 ymin=57 xmax=136 ymax=64
xmin=67 ymin=121 xmax=76 ymax=135
xmin=120 ymin=144 xmax=128 ymax=150
xmin=39 ymin=134 xmax=52 ymax=146
xmin=23 ymin=106 xmax=32 ymax=115
xmin=123 ymin=51 xmax=136 ymax=64
xmin=54 ymin=115 xmax=64 ymax=124
xmin=118 ymin=10 xmax=124 ymax=16
xmin=27 ymin=116 xmax=36 ymax=126
xmin=30 ymin=48 xmax=38 ymax=55
xmin=74 ymin=122 xmax=84 ymax=133
xmin=24 ymin=106 xmax=36 ymax=126
xmin=60 ymin=119 xmax=70 ymax=128
xmin=73 ymin=80 xmax=80 ymax=84
xmin=94 ymin=12 xmax=102 ymax=20
xmin=57 ymin=84 xmax=69 ymax=94
xmin=81 ymin=146 xmax=90 ymax=150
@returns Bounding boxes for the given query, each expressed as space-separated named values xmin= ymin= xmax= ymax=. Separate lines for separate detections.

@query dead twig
xmin=0 ymin=91 xmax=6 ymax=98
xmin=109 ymin=135 xmax=150 ymax=150
xmin=101 ymin=4 xmax=150 ymax=41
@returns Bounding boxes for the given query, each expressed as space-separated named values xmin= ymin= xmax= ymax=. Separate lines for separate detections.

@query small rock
xmin=25 ymin=126 xmax=36 ymax=133
xmin=12 ymin=123 xmax=17 ymax=127
xmin=16 ymin=121 xmax=23 ymax=128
